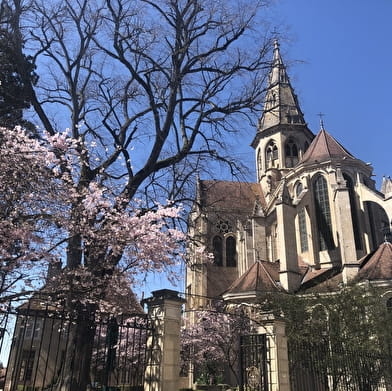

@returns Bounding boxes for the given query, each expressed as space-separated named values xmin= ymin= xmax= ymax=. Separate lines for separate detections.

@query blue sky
xmin=266 ymin=0 xmax=392 ymax=186
xmin=139 ymin=0 xmax=392 ymax=298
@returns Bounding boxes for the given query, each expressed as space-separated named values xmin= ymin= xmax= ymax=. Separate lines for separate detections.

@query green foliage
xmin=261 ymin=286 xmax=392 ymax=354
xmin=259 ymin=286 xmax=392 ymax=390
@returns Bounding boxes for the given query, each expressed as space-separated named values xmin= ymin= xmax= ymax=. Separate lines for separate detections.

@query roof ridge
xmin=259 ymin=261 xmax=282 ymax=291
xmin=300 ymin=128 xmax=355 ymax=165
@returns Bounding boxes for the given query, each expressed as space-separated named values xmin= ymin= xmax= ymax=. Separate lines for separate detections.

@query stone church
xmin=186 ymin=41 xmax=392 ymax=308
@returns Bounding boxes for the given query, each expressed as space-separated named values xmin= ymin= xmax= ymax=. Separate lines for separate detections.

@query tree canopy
xmin=0 ymin=1 xmax=275 ymax=388
xmin=0 ymin=0 xmax=275 ymax=298
xmin=0 ymin=1 xmax=37 ymax=130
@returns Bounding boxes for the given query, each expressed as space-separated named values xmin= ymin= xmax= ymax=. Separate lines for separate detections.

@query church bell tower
xmin=252 ymin=41 xmax=314 ymax=197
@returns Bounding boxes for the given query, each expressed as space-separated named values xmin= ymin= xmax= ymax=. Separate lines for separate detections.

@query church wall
xmin=187 ymin=41 xmax=392 ymax=319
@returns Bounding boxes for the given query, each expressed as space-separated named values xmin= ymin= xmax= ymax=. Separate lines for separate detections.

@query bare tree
xmin=3 ymin=0 xmax=276 ymax=389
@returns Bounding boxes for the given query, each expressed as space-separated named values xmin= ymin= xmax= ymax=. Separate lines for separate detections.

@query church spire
xmin=257 ymin=40 xmax=306 ymax=132
xmin=269 ymin=40 xmax=289 ymax=85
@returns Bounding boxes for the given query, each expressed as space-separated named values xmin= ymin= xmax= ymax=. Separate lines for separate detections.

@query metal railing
xmin=289 ymin=340 xmax=392 ymax=391
xmin=0 ymin=297 xmax=154 ymax=391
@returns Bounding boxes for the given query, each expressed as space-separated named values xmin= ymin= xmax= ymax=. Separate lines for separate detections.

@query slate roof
xmin=299 ymin=267 xmax=343 ymax=293
xmin=223 ymin=260 xmax=283 ymax=299
xmin=219 ymin=241 xmax=392 ymax=298
xmin=199 ymin=180 xmax=265 ymax=211
xmin=298 ymin=242 xmax=392 ymax=293
xmin=357 ymin=241 xmax=392 ymax=281
xmin=300 ymin=129 xmax=355 ymax=165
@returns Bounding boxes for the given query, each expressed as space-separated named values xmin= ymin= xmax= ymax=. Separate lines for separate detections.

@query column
xmin=144 ymin=289 xmax=186 ymax=391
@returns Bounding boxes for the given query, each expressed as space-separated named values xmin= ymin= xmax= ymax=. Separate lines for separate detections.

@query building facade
xmin=186 ymin=41 xmax=392 ymax=308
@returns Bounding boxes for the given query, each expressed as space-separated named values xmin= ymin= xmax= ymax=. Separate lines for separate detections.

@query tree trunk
xmin=55 ymin=308 xmax=96 ymax=391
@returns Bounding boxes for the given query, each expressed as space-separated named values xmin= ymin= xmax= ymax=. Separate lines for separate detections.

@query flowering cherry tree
xmin=2 ymin=0 xmax=276 ymax=388
xmin=181 ymin=304 xmax=251 ymax=386
xmin=0 ymin=126 xmax=65 ymax=301
xmin=0 ymin=126 xmax=184 ymax=306
xmin=0 ymin=125 xmax=184 ymax=390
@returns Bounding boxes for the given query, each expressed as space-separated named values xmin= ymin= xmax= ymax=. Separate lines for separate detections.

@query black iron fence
xmin=289 ymin=340 xmax=392 ymax=391
xmin=0 ymin=297 xmax=155 ymax=391
xmin=239 ymin=334 xmax=270 ymax=391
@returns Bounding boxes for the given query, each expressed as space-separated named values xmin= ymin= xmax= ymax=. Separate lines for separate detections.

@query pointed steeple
xmin=258 ymin=40 xmax=306 ymax=132
xmin=300 ymin=128 xmax=355 ymax=165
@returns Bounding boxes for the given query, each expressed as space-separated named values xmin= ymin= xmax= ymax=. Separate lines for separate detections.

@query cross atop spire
xmin=318 ymin=113 xmax=325 ymax=130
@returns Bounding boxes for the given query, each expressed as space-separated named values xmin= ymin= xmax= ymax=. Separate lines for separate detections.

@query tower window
xmin=314 ymin=175 xmax=334 ymax=250
xmin=257 ymin=149 xmax=262 ymax=180
xmin=285 ymin=139 xmax=299 ymax=168
xmin=266 ymin=141 xmax=278 ymax=168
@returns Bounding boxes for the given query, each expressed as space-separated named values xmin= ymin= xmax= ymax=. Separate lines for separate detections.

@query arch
xmin=212 ymin=236 xmax=223 ymax=266
xmin=365 ymin=201 xmax=390 ymax=249
xmin=257 ymin=148 xmax=263 ymax=180
xmin=285 ymin=138 xmax=299 ymax=168
xmin=295 ymin=181 xmax=303 ymax=198
xmin=226 ymin=236 xmax=237 ymax=267
xmin=314 ymin=175 xmax=334 ymax=250
xmin=266 ymin=140 xmax=278 ymax=168
xmin=343 ymin=173 xmax=362 ymax=250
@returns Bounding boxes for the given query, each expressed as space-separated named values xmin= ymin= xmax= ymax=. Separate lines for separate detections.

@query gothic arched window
xmin=343 ymin=174 xmax=362 ymax=250
xmin=295 ymin=181 xmax=303 ymax=198
xmin=257 ymin=149 xmax=263 ymax=180
xmin=226 ymin=236 xmax=237 ymax=267
xmin=266 ymin=141 xmax=278 ymax=168
xmin=212 ymin=236 xmax=223 ymax=266
xmin=285 ymin=139 xmax=299 ymax=167
xmin=314 ymin=175 xmax=334 ymax=250
xmin=298 ymin=208 xmax=308 ymax=252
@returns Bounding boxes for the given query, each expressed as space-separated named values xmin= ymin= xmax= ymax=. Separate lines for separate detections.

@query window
xmin=212 ymin=236 xmax=223 ymax=266
xmin=215 ymin=220 xmax=232 ymax=234
xmin=212 ymin=235 xmax=237 ymax=267
xmin=226 ymin=236 xmax=237 ymax=267
xmin=24 ymin=318 xmax=42 ymax=340
xmin=298 ymin=208 xmax=308 ymax=252
xmin=314 ymin=175 xmax=334 ymax=250
xmin=343 ymin=174 xmax=362 ymax=250
xmin=295 ymin=182 xmax=303 ymax=198
xmin=19 ymin=349 xmax=35 ymax=382
xmin=266 ymin=91 xmax=277 ymax=109
xmin=285 ymin=139 xmax=299 ymax=167
xmin=266 ymin=141 xmax=278 ymax=168
xmin=257 ymin=149 xmax=262 ymax=180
